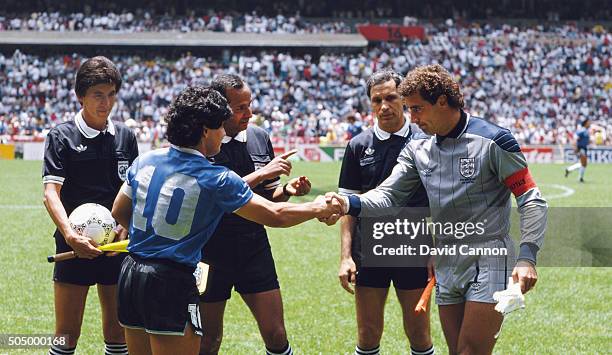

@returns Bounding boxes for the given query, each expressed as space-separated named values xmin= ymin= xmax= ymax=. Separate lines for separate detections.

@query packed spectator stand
xmin=0 ymin=9 xmax=610 ymax=148
xmin=0 ymin=11 xmax=352 ymax=34
xmin=3 ymin=0 xmax=611 ymax=34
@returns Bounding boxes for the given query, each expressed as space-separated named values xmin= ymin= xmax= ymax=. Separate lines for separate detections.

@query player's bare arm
xmin=111 ymin=186 xmax=132 ymax=231
xmin=236 ymin=193 xmax=342 ymax=228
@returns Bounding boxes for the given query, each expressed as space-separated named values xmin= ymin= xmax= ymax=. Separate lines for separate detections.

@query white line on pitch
xmin=541 ymin=184 xmax=575 ymax=200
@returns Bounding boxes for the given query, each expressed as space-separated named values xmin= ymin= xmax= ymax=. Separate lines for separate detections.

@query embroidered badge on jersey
xmin=118 ymin=161 xmax=129 ymax=181
xmin=459 ymin=157 xmax=476 ymax=183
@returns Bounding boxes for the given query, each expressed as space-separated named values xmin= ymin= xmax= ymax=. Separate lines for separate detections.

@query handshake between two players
xmin=317 ymin=193 xmax=348 ymax=225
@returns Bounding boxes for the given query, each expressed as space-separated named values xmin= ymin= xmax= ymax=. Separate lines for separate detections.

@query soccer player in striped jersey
xmin=111 ymin=86 xmax=341 ymax=355
xmin=326 ymin=65 xmax=548 ymax=355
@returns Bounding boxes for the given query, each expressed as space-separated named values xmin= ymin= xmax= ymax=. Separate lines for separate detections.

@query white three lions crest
xmin=118 ymin=161 xmax=129 ymax=181
xmin=459 ymin=158 xmax=475 ymax=178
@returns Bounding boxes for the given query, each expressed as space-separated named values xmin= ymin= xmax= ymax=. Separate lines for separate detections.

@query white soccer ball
xmin=68 ymin=203 xmax=116 ymax=246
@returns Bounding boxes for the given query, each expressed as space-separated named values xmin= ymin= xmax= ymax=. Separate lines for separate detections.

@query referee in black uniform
xmin=199 ymin=74 xmax=310 ymax=355
xmin=337 ymin=69 xmax=435 ymax=355
xmin=42 ymin=56 xmax=138 ymax=355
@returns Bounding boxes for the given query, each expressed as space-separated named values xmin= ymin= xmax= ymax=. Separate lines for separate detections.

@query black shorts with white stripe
xmin=118 ymin=254 xmax=202 ymax=336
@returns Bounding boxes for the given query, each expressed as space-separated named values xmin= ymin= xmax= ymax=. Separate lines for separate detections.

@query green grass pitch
xmin=0 ymin=160 xmax=610 ymax=354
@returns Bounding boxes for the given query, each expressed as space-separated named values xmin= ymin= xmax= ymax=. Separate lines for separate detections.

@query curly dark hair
xmin=165 ymin=86 xmax=232 ymax=147
xmin=74 ymin=56 xmax=122 ymax=98
xmin=366 ymin=68 xmax=403 ymax=99
xmin=398 ymin=64 xmax=464 ymax=109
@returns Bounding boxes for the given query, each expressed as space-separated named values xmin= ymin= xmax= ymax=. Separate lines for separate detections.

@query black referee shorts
xmin=200 ymin=230 xmax=279 ymax=303
xmin=355 ymin=266 xmax=429 ymax=290
xmin=352 ymin=214 xmax=431 ymax=290
xmin=117 ymin=254 xmax=203 ymax=336
xmin=52 ymin=230 xmax=126 ymax=286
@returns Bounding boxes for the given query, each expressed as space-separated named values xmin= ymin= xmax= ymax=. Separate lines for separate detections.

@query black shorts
xmin=53 ymin=230 xmax=126 ymax=286
xmin=117 ymin=254 xmax=203 ymax=336
xmin=200 ymin=230 xmax=279 ymax=303
xmin=355 ymin=267 xmax=428 ymax=290
xmin=577 ymin=146 xmax=588 ymax=157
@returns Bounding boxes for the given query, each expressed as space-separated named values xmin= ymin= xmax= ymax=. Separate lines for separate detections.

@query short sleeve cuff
xmin=263 ymin=180 xmax=281 ymax=191
xmin=120 ymin=182 xmax=133 ymax=198
xmin=43 ymin=175 xmax=65 ymax=185
xmin=232 ymin=190 xmax=253 ymax=213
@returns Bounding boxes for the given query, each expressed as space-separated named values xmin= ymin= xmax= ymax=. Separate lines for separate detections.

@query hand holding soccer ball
xmin=67 ymin=203 xmax=117 ymax=259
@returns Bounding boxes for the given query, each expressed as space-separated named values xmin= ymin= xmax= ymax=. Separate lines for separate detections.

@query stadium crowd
xmin=3 ymin=9 xmax=611 ymax=36
xmin=0 ymin=11 xmax=352 ymax=34
xmin=1 ymin=23 xmax=610 ymax=146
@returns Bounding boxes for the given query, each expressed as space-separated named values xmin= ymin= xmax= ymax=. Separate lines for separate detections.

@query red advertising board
xmin=357 ymin=24 xmax=425 ymax=41
xmin=273 ymin=146 xmax=286 ymax=156
xmin=522 ymin=147 xmax=554 ymax=163
xmin=303 ymin=147 xmax=321 ymax=162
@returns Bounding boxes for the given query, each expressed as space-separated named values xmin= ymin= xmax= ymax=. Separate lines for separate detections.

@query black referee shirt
xmin=339 ymin=123 xmax=428 ymax=206
xmin=209 ymin=125 xmax=280 ymax=235
xmin=338 ymin=121 xmax=429 ymax=260
xmin=42 ymin=112 xmax=139 ymax=215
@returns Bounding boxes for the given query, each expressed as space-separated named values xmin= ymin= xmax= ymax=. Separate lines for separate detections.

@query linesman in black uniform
xmin=337 ymin=69 xmax=435 ymax=355
xmin=199 ymin=74 xmax=310 ymax=355
xmin=42 ymin=56 xmax=138 ymax=355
